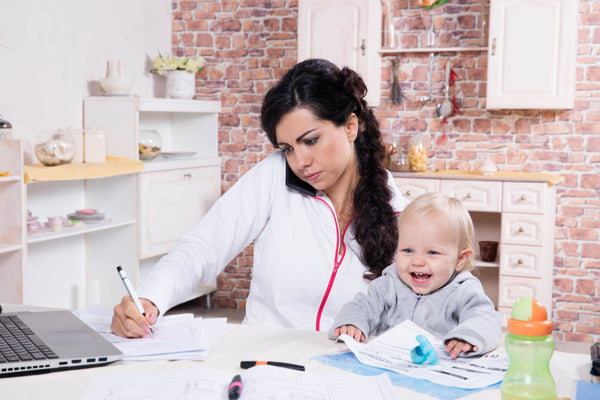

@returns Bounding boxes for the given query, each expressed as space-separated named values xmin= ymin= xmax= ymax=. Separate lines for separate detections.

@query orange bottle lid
xmin=507 ymin=297 xmax=553 ymax=336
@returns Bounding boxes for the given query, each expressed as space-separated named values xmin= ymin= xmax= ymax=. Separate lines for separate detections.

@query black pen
xmin=240 ymin=360 xmax=305 ymax=371
xmin=228 ymin=374 xmax=242 ymax=400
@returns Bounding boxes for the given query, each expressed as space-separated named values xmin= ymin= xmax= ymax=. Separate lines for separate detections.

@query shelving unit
xmin=84 ymin=97 xmax=222 ymax=305
xmin=379 ymin=46 xmax=487 ymax=55
xmin=24 ymin=161 xmax=142 ymax=310
xmin=0 ymin=139 xmax=26 ymax=305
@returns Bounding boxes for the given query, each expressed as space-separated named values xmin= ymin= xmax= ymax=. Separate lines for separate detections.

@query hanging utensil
xmin=421 ymin=52 xmax=435 ymax=104
xmin=436 ymin=59 xmax=453 ymax=119
xmin=391 ymin=57 xmax=404 ymax=105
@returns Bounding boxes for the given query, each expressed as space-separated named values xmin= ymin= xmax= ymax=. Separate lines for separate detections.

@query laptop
xmin=0 ymin=310 xmax=123 ymax=378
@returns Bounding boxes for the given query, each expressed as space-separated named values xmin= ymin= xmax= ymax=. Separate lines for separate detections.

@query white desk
xmin=0 ymin=305 xmax=592 ymax=400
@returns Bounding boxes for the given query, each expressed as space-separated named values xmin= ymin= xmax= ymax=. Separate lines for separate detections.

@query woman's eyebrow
xmin=295 ymin=129 xmax=316 ymax=143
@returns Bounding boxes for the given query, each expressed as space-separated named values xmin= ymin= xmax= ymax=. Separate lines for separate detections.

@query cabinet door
xmin=394 ymin=177 xmax=439 ymax=202
xmin=298 ymin=0 xmax=381 ymax=106
xmin=138 ymin=166 xmax=220 ymax=259
xmin=486 ymin=0 xmax=578 ymax=109
xmin=440 ymin=180 xmax=502 ymax=212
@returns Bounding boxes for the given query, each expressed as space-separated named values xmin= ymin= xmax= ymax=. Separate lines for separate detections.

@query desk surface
xmin=0 ymin=305 xmax=591 ymax=400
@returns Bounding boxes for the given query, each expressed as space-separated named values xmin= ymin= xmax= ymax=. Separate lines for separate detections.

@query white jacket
xmin=138 ymin=151 xmax=409 ymax=332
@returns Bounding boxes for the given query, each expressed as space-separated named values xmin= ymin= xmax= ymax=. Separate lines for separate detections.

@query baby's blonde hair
xmin=398 ymin=192 xmax=475 ymax=271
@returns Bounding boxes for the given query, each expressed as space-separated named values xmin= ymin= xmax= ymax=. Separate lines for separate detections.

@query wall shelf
xmin=379 ymin=46 xmax=488 ymax=55
xmin=27 ymin=218 xmax=137 ymax=244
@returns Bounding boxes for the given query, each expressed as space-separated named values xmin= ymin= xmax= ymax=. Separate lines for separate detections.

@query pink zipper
xmin=313 ymin=196 xmax=350 ymax=331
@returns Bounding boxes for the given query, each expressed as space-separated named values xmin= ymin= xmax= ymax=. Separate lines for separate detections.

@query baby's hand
xmin=334 ymin=325 xmax=366 ymax=342
xmin=445 ymin=338 xmax=477 ymax=359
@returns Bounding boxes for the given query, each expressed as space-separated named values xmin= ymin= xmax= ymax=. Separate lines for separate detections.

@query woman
xmin=111 ymin=59 xmax=409 ymax=337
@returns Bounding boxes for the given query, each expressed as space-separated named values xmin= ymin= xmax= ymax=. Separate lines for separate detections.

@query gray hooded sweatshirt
xmin=329 ymin=265 xmax=501 ymax=357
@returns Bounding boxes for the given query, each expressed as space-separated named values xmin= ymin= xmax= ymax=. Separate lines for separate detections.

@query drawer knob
xmin=517 ymin=259 xmax=524 ymax=265
xmin=466 ymin=193 xmax=472 ymax=199
xmin=405 ymin=190 xmax=411 ymax=196
xmin=183 ymin=173 xmax=192 ymax=178
xmin=518 ymin=227 xmax=525 ymax=233
xmin=520 ymin=194 xmax=526 ymax=201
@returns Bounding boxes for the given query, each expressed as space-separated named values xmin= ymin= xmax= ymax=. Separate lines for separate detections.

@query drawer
xmin=498 ymin=276 xmax=543 ymax=308
xmin=499 ymin=244 xmax=543 ymax=278
xmin=501 ymin=213 xmax=545 ymax=246
xmin=440 ymin=180 xmax=502 ymax=212
xmin=502 ymin=181 xmax=547 ymax=214
xmin=138 ymin=166 xmax=220 ymax=259
xmin=394 ymin=178 xmax=440 ymax=202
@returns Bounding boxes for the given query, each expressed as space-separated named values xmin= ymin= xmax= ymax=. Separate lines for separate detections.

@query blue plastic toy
xmin=410 ymin=335 xmax=439 ymax=365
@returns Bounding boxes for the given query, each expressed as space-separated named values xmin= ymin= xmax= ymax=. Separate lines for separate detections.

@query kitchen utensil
xmin=436 ymin=59 xmax=453 ymax=119
xmin=421 ymin=52 xmax=435 ymax=104
xmin=391 ymin=58 xmax=404 ymax=105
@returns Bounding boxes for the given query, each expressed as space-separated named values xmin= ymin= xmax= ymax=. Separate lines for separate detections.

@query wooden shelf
xmin=24 ymin=157 xmax=143 ymax=184
xmin=0 ymin=243 xmax=22 ymax=255
xmin=379 ymin=46 xmax=487 ymax=55
xmin=27 ymin=218 xmax=136 ymax=244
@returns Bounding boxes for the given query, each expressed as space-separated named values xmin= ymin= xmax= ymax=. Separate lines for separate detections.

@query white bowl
xmin=100 ymin=77 xmax=133 ymax=95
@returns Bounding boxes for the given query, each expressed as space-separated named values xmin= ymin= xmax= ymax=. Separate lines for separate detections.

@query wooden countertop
xmin=392 ymin=169 xmax=563 ymax=185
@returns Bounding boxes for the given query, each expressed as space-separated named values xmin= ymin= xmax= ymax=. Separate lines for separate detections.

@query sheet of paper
xmin=75 ymin=307 xmax=226 ymax=361
xmin=339 ymin=320 xmax=508 ymax=389
xmin=80 ymin=365 xmax=398 ymax=400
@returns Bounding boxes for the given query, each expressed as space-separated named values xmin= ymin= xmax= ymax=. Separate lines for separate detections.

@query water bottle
xmin=501 ymin=297 xmax=556 ymax=400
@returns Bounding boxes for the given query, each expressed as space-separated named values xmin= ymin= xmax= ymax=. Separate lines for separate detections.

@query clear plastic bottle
xmin=501 ymin=297 xmax=556 ymax=400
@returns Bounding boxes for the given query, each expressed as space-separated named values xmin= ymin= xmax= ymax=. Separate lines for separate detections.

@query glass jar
xmin=389 ymin=150 xmax=409 ymax=172
xmin=407 ymin=134 xmax=429 ymax=172
xmin=139 ymin=129 xmax=162 ymax=160
xmin=0 ymin=115 xmax=12 ymax=139
xmin=34 ymin=130 xmax=75 ymax=166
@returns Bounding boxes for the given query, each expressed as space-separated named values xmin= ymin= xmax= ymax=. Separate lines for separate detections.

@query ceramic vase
xmin=166 ymin=70 xmax=196 ymax=99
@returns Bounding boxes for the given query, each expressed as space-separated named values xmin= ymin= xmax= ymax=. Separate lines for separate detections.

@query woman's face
xmin=275 ymin=108 xmax=358 ymax=192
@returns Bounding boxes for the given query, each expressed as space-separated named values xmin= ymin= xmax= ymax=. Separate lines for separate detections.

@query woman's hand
xmin=111 ymin=296 xmax=158 ymax=338
xmin=445 ymin=338 xmax=477 ymax=359
xmin=334 ymin=324 xmax=366 ymax=342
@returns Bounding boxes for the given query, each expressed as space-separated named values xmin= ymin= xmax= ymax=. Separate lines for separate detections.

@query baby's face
xmin=396 ymin=214 xmax=465 ymax=295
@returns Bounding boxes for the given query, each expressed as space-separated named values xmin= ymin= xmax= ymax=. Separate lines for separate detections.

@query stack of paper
xmin=80 ymin=364 xmax=397 ymax=400
xmin=75 ymin=306 xmax=225 ymax=361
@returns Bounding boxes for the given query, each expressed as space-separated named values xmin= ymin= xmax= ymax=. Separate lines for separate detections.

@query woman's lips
xmin=304 ymin=171 xmax=321 ymax=182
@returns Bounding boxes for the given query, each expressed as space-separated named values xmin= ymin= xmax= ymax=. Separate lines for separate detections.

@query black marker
xmin=240 ymin=360 xmax=305 ymax=371
xmin=228 ymin=374 xmax=242 ymax=400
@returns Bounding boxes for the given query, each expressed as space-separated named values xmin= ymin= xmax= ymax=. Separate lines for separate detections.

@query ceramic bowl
xmin=100 ymin=77 xmax=133 ymax=95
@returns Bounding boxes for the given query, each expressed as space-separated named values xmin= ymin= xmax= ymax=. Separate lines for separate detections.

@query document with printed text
xmin=339 ymin=320 xmax=508 ymax=389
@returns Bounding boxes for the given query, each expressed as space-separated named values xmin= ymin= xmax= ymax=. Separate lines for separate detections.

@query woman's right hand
xmin=111 ymin=296 xmax=158 ymax=338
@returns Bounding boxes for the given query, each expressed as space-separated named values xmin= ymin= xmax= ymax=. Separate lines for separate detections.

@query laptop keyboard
xmin=0 ymin=315 xmax=58 ymax=363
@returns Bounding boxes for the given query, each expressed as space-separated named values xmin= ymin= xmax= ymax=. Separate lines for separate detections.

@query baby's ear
xmin=455 ymin=248 xmax=472 ymax=271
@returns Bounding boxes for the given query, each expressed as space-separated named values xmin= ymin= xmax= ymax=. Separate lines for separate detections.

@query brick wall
xmin=172 ymin=0 xmax=600 ymax=344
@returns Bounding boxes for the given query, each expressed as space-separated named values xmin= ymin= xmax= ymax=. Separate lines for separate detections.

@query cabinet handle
xmin=520 ymin=194 xmax=526 ymax=201
xmin=183 ymin=173 xmax=192 ymax=178
xmin=466 ymin=193 xmax=472 ymax=199
xmin=360 ymin=39 xmax=366 ymax=56
xmin=518 ymin=227 xmax=524 ymax=233
xmin=405 ymin=190 xmax=411 ymax=196
xmin=491 ymin=38 xmax=496 ymax=56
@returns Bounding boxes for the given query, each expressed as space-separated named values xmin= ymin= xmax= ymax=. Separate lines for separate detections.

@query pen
xmin=116 ymin=265 xmax=154 ymax=335
xmin=228 ymin=374 xmax=242 ymax=400
xmin=240 ymin=360 xmax=305 ymax=371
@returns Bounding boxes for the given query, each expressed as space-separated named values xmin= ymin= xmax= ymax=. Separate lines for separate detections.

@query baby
xmin=330 ymin=192 xmax=501 ymax=359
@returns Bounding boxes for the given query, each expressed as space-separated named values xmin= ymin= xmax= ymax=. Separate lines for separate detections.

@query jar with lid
xmin=0 ymin=115 xmax=13 ymax=139
xmin=139 ymin=129 xmax=162 ymax=160
xmin=34 ymin=130 xmax=75 ymax=166
xmin=407 ymin=133 xmax=429 ymax=172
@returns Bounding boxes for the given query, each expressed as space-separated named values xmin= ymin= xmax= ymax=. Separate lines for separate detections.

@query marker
xmin=228 ymin=374 xmax=242 ymax=400
xmin=240 ymin=361 xmax=305 ymax=371
xmin=116 ymin=266 xmax=154 ymax=335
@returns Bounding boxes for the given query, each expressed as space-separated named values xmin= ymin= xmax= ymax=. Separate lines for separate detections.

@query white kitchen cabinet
xmin=486 ymin=0 xmax=579 ymax=109
xmin=0 ymin=139 xmax=26 ymax=304
xmin=298 ymin=0 xmax=381 ymax=106
xmin=394 ymin=171 xmax=559 ymax=326
xmin=84 ymin=97 xmax=222 ymax=304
